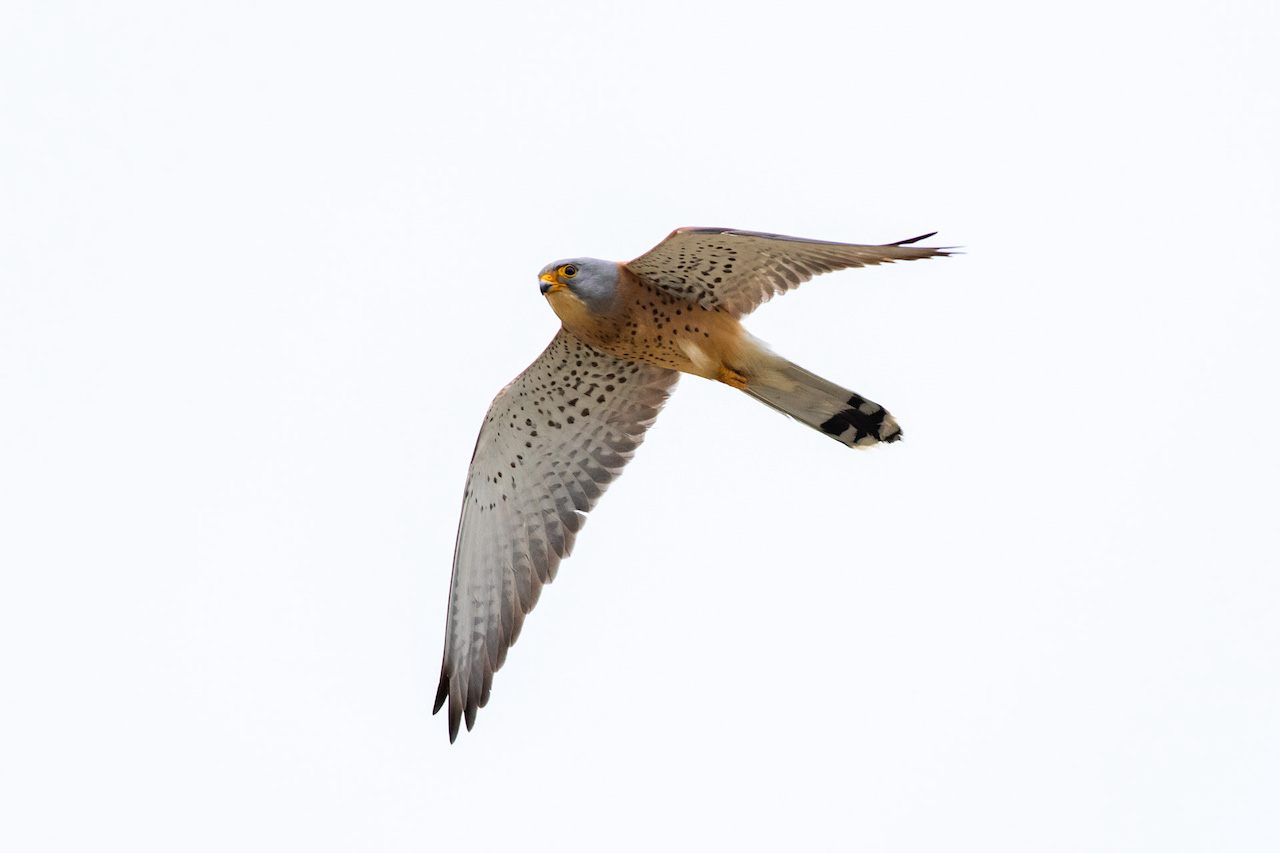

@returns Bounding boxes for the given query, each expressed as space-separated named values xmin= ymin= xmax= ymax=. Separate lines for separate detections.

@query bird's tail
xmin=743 ymin=356 xmax=902 ymax=448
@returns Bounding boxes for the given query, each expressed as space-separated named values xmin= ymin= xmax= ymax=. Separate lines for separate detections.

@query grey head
xmin=537 ymin=257 xmax=619 ymax=312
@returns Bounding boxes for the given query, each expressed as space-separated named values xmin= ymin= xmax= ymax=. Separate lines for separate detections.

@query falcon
xmin=434 ymin=227 xmax=951 ymax=741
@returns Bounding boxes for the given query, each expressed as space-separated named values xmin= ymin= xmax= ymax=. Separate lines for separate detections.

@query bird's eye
xmin=561 ymin=264 xmax=578 ymax=278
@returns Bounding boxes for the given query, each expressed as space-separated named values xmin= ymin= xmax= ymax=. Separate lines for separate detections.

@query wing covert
xmin=625 ymin=227 xmax=952 ymax=317
xmin=434 ymin=330 xmax=678 ymax=741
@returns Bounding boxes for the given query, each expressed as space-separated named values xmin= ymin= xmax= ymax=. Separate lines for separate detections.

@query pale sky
xmin=3 ymin=1 xmax=1278 ymax=850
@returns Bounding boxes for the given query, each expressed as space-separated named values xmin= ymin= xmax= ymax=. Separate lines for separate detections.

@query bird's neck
xmin=546 ymin=291 xmax=622 ymax=347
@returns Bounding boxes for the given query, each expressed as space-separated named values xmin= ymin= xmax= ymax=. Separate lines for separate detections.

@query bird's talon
xmin=718 ymin=366 xmax=749 ymax=390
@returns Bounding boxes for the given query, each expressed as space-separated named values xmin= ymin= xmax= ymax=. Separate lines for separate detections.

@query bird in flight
xmin=434 ymin=227 xmax=951 ymax=741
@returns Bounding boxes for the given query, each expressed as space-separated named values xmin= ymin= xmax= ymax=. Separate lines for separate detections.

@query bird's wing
xmin=625 ymin=228 xmax=952 ymax=317
xmin=435 ymin=329 xmax=678 ymax=742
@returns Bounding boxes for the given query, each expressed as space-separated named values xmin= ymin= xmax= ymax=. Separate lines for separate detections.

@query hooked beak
xmin=539 ymin=272 xmax=567 ymax=295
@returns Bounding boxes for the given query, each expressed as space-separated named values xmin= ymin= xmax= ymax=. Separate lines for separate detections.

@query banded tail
xmin=743 ymin=357 xmax=901 ymax=448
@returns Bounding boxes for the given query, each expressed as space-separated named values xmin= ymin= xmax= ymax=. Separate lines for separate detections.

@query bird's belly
xmin=582 ymin=311 xmax=749 ymax=382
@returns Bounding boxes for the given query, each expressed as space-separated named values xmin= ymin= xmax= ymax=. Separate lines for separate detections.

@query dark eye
xmin=562 ymin=264 xmax=578 ymax=277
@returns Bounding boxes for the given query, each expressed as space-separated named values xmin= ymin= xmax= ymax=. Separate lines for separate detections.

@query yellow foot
xmin=717 ymin=365 xmax=749 ymax=390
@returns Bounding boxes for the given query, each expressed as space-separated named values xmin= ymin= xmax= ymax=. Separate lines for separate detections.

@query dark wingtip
xmin=436 ymin=670 xmax=461 ymax=743
xmin=893 ymin=231 xmax=938 ymax=245
xmin=882 ymin=232 xmax=961 ymax=256
xmin=887 ymin=231 xmax=961 ymax=257
xmin=448 ymin=700 xmax=462 ymax=743
xmin=433 ymin=671 xmax=449 ymax=714
xmin=464 ymin=701 xmax=477 ymax=732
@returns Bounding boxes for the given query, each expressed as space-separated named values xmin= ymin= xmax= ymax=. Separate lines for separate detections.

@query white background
xmin=3 ymin=1 xmax=1277 ymax=850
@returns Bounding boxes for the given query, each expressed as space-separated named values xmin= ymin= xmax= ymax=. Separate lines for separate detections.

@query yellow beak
xmin=540 ymin=272 xmax=567 ymax=294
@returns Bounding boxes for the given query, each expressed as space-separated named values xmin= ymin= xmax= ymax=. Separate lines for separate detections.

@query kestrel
xmin=434 ymin=227 xmax=951 ymax=741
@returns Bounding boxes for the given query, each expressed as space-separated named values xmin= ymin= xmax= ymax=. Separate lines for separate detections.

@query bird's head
xmin=538 ymin=258 xmax=619 ymax=312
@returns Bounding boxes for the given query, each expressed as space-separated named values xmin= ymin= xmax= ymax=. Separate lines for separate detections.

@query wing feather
xmin=434 ymin=329 xmax=678 ymax=741
xmin=625 ymin=227 xmax=952 ymax=316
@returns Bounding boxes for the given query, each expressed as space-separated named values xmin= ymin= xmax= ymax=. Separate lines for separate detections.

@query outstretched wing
xmin=625 ymin=228 xmax=952 ymax=317
xmin=435 ymin=329 xmax=678 ymax=742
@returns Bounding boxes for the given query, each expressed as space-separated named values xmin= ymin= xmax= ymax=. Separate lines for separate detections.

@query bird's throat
xmin=545 ymin=290 xmax=598 ymax=334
